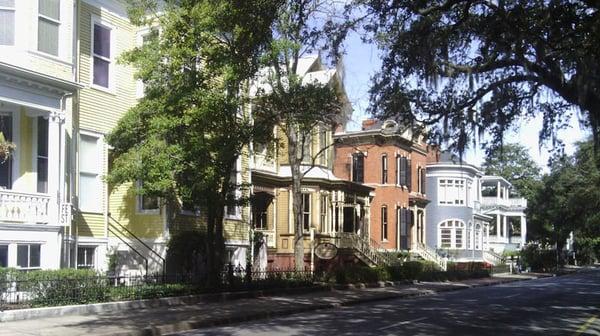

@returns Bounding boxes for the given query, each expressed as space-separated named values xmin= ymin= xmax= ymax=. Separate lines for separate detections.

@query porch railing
xmin=413 ymin=242 xmax=447 ymax=271
xmin=483 ymin=249 xmax=505 ymax=265
xmin=0 ymin=190 xmax=50 ymax=224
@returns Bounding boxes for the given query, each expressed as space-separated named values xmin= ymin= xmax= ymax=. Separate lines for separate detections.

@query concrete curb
xmin=109 ymin=276 xmax=535 ymax=336
xmin=0 ymin=285 xmax=330 ymax=323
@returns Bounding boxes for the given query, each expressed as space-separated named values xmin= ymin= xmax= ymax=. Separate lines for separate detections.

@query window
xmin=0 ymin=0 xmax=15 ymax=45
xmin=352 ymin=153 xmax=364 ymax=183
xmin=136 ymin=28 xmax=159 ymax=98
xmin=79 ymin=133 xmax=101 ymax=212
xmin=438 ymin=179 xmax=465 ymax=205
xmin=37 ymin=117 xmax=48 ymax=193
xmin=475 ymin=224 xmax=482 ymax=250
xmin=419 ymin=167 xmax=426 ymax=194
xmin=438 ymin=220 xmax=465 ymax=249
xmin=77 ymin=246 xmax=95 ymax=268
xmin=225 ymin=159 xmax=241 ymax=218
xmin=319 ymin=129 xmax=327 ymax=165
xmin=0 ymin=113 xmax=13 ymax=189
xmin=301 ymin=134 xmax=311 ymax=163
xmin=92 ymin=20 xmax=112 ymax=88
xmin=466 ymin=222 xmax=472 ymax=249
xmin=302 ymin=193 xmax=311 ymax=231
xmin=381 ymin=154 xmax=388 ymax=184
xmin=253 ymin=210 xmax=267 ymax=229
xmin=0 ymin=245 xmax=7 ymax=267
xmin=38 ymin=0 xmax=60 ymax=56
xmin=137 ymin=180 xmax=159 ymax=213
xmin=397 ymin=207 xmax=410 ymax=249
xmin=381 ymin=206 xmax=388 ymax=241
xmin=396 ymin=156 xmax=411 ymax=188
xmin=17 ymin=244 xmax=41 ymax=269
xmin=320 ymin=194 xmax=327 ymax=230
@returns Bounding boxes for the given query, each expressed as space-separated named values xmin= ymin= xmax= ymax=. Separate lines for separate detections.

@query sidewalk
xmin=0 ymin=273 xmax=543 ymax=336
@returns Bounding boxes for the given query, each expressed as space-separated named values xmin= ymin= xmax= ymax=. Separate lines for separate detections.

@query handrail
xmin=336 ymin=232 xmax=396 ymax=267
xmin=414 ymin=242 xmax=447 ymax=271
xmin=108 ymin=215 xmax=166 ymax=277
xmin=483 ymin=250 xmax=504 ymax=265
xmin=107 ymin=227 xmax=149 ymax=276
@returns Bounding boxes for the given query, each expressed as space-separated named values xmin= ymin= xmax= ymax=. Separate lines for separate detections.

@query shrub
xmin=333 ymin=265 xmax=389 ymax=284
xmin=520 ymin=244 xmax=563 ymax=271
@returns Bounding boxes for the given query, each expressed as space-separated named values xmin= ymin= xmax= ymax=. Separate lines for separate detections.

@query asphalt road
xmin=173 ymin=270 xmax=600 ymax=336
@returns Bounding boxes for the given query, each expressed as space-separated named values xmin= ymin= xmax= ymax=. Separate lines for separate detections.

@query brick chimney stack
xmin=361 ymin=119 xmax=377 ymax=131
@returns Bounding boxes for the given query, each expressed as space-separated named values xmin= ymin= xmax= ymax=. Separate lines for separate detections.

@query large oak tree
xmin=361 ymin=0 xmax=600 ymax=154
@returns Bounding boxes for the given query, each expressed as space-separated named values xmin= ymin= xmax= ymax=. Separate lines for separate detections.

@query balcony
xmin=0 ymin=189 xmax=50 ymax=224
xmin=481 ymin=197 xmax=527 ymax=209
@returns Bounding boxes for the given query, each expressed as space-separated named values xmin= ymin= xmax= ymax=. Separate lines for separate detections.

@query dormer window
xmin=0 ymin=0 xmax=15 ymax=46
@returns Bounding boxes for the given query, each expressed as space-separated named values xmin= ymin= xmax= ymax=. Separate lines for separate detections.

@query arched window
xmin=438 ymin=220 xmax=466 ymax=249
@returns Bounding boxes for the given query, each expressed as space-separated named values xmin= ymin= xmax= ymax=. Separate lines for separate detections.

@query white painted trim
xmin=81 ymin=0 xmax=129 ymax=21
xmin=135 ymin=180 xmax=160 ymax=215
xmin=78 ymin=129 xmax=104 ymax=213
xmin=33 ymin=0 xmax=63 ymax=59
xmin=89 ymin=14 xmax=116 ymax=93
xmin=225 ymin=156 xmax=243 ymax=220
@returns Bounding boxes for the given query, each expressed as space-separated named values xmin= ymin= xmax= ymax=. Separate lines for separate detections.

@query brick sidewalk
xmin=0 ymin=274 xmax=540 ymax=336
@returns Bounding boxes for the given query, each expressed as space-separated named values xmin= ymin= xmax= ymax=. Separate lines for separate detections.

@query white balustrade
xmin=481 ymin=197 xmax=527 ymax=209
xmin=0 ymin=189 xmax=50 ymax=224
xmin=483 ymin=249 xmax=504 ymax=265
xmin=414 ymin=242 xmax=447 ymax=271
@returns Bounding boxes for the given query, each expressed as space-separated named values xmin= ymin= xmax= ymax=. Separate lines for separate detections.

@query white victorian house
xmin=0 ymin=0 xmax=79 ymax=270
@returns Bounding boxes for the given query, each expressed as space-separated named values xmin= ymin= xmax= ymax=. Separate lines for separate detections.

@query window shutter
xmin=406 ymin=159 xmax=412 ymax=190
xmin=421 ymin=168 xmax=426 ymax=194
xmin=399 ymin=157 xmax=407 ymax=186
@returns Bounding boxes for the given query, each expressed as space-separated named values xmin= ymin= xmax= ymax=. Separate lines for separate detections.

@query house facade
xmin=0 ymin=0 xmax=78 ymax=270
xmin=250 ymin=56 xmax=377 ymax=270
xmin=332 ymin=119 xmax=447 ymax=268
xmin=0 ymin=0 xmax=252 ymax=274
xmin=425 ymin=154 xmax=527 ymax=264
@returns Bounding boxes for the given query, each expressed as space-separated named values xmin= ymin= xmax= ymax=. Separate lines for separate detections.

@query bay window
xmin=438 ymin=179 xmax=465 ymax=205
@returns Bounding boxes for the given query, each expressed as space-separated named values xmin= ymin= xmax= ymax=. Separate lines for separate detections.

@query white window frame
xmin=90 ymin=15 xmax=115 ymax=92
xmin=78 ymin=131 xmax=103 ymax=213
xmin=302 ymin=193 xmax=311 ymax=232
xmin=437 ymin=219 xmax=466 ymax=249
xmin=225 ymin=157 xmax=242 ymax=220
xmin=438 ymin=179 xmax=465 ymax=206
xmin=0 ymin=0 xmax=15 ymax=46
xmin=16 ymin=243 xmax=42 ymax=270
xmin=36 ymin=0 xmax=61 ymax=57
xmin=136 ymin=180 xmax=160 ymax=215
xmin=76 ymin=246 xmax=96 ymax=269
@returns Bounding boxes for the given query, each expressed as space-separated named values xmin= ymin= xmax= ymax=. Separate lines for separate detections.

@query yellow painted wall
xmin=75 ymin=212 xmax=104 ymax=237
xmin=108 ymin=183 xmax=164 ymax=239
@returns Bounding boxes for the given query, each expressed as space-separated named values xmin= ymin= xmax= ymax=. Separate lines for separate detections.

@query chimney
xmin=361 ymin=119 xmax=377 ymax=131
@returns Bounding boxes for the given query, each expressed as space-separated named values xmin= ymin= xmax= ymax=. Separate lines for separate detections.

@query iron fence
xmin=0 ymin=266 xmax=315 ymax=311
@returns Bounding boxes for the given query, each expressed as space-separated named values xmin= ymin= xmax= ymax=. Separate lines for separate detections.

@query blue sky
xmin=341 ymin=31 xmax=590 ymax=170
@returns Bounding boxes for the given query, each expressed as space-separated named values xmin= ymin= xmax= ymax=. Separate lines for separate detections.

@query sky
xmin=340 ymin=31 xmax=590 ymax=170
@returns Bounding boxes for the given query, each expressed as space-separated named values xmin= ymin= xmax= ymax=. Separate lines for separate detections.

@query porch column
xmin=48 ymin=111 xmax=64 ymax=225
xmin=412 ymin=205 xmax=418 ymax=250
xmin=496 ymin=213 xmax=501 ymax=237
xmin=521 ymin=215 xmax=527 ymax=247
xmin=497 ymin=181 xmax=501 ymax=201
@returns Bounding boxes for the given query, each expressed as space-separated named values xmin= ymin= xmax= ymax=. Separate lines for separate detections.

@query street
xmin=173 ymin=270 xmax=600 ymax=336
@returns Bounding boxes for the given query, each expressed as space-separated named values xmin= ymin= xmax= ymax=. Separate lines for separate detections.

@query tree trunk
xmin=286 ymin=128 xmax=305 ymax=271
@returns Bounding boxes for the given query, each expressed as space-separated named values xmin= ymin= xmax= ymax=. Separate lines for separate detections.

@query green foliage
xmin=333 ymin=265 xmax=390 ymax=284
xmin=166 ymin=230 xmax=208 ymax=275
xmin=361 ymin=0 xmax=600 ymax=155
xmin=520 ymin=245 xmax=563 ymax=272
xmin=528 ymin=141 xmax=600 ymax=247
xmin=574 ymin=237 xmax=600 ymax=265
xmin=481 ymin=143 xmax=542 ymax=201
xmin=109 ymin=0 xmax=283 ymax=279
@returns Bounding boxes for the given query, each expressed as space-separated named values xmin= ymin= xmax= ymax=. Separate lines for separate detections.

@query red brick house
xmin=333 ymin=119 xmax=431 ymax=253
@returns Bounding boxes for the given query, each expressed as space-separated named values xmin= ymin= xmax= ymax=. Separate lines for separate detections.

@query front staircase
xmin=334 ymin=232 xmax=398 ymax=267
xmin=412 ymin=242 xmax=448 ymax=271
xmin=483 ymin=249 xmax=505 ymax=265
